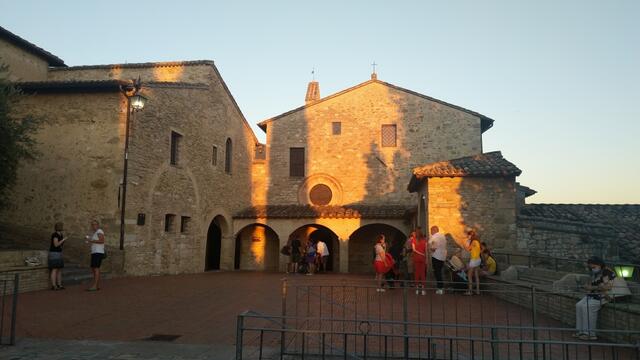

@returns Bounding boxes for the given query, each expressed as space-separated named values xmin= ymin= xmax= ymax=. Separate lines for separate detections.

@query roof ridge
xmin=0 ymin=26 xmax=66 ymax=67
xmin=257 ymin=79 xmax=494 ymax=133
xmin=49 ymin=60 xmax=215 ymax=71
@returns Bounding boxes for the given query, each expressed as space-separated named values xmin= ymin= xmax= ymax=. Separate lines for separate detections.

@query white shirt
xmin=316 ymin=241 xmax=329 ymax=256
xmin=374 ymin=243 xmax=385 ymax=261
xmin=91 ymin=229 xmax=105 ymax=254
xmin=429 ymin=232 xmax=447 ymax=261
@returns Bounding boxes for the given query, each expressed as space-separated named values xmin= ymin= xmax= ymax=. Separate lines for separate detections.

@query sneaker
xmin=421 ymin=290 xmax=426 ymax=296
xmin=578 ymin=334 xmax=597 ymax=341
xmin=571 ymin=332 xmax=583 ymax=338
xmin=463 ymin=291 xmax=473 ymax=296
xmin=415 ymin=289 xmax=420 ymax=295
xmin=435 ymin=289 xmax=444 ymax=295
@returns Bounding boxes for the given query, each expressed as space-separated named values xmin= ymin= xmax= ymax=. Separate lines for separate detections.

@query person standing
xmin=373 ymin=234 xmax=393 ymax=292
xmin=289 ymin=238 xmax=302 ymax=274
xmin=574 ymin=256 xmax=616 ymax=341
xmin=305 ymin=239 xmax=317 ymax=275
xmin=85 ymin=220 xmax=105 ymax=291
xmin=429 ymin=226 xmax=447 ymax=295
xmin=316 ymin=239 xmax=330 ymax=273
xmin=464 ymin=229 xmax=481 ymax=296
xmin=48 ymin=222 xmax=66 ymax=290
xmin=412 ymin=229 xmax=427 ymax=295
xmin=402 ymin=231 xmax=415 ymax=284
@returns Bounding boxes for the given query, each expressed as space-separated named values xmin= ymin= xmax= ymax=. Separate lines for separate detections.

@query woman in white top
xmin=86 ymin=219 xmax=105 ymax=291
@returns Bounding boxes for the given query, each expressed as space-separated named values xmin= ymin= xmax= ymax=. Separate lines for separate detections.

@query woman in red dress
xmin=373 ymin=234 xmax=394 ymax=292
xmin=412 ymin=229 xmax=427 ymax=295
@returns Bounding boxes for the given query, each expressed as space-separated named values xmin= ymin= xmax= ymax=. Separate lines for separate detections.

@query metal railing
xmin=492 ymin=252 xmax=640 ymax=282
xmin=236 ymin=312 xmax=640 ymax=359
xmin=0 ymin=274 xmax=19 ymax=346
xmin=280 ymin=278 xmax=640 ymax=344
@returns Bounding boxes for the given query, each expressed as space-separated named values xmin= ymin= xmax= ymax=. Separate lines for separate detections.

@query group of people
xmin=48 ymin=220 xmax=106 ymax=292
xmin=372 ymin=226 xmax=497 ymax=295
xmin=286 ymin=237 xmax=330 ymax=275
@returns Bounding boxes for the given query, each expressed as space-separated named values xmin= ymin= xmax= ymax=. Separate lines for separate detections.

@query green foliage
xmin=0 ymin=63 xmax=42 ymax=209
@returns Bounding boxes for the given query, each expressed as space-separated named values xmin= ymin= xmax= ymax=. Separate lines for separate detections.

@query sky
xmin=2 ymin=0 xmax=638 ymax=204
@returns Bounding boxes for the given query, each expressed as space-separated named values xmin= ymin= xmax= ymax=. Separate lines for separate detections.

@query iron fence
xmin=236 ymin=312 xmax=640 ymax=359
xmin=281 ymin=278 xmax=640 ymax=344
xmin=0 ymin=274 xmax=19 ymax=346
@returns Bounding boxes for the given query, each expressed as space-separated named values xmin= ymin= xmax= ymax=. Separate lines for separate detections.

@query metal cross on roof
xmin=311 ymin=67 xmax=315 ymax=81
xmin=371 ymin=61 xmax=378 ymax=74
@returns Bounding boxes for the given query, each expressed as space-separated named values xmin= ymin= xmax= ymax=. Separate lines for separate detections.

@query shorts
xmin=91 ymin=253 xmax=105 ymax=268
xmin=468 ymin=258 xmax=481 ymax=268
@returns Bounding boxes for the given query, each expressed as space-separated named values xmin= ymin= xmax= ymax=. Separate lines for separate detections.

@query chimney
xmin=305 ymin=81 xmax=320 ymax=103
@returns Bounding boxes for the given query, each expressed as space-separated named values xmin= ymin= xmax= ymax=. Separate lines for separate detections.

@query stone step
xmin=62 ymin=265 xmax=109 ymax=286
xmin=517 ymin=274 xmax=556 ymax=285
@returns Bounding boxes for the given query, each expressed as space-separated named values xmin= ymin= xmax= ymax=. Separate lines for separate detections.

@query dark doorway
xmin=205 ymin=220 xmax=222 ymax=270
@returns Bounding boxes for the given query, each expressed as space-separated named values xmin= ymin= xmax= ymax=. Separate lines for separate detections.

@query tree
xmin=0 ymin=63 xmax=41 ymax=209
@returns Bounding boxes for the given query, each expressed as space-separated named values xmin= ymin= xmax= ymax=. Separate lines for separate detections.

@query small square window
xmin=381 ymin=124 xmax=397 ymax=147
xmin=170 ymin=131 xmax=183 ymax=165
xmin=332 ymin=122 xmax=341 ymax=135
xmin=180 ymin=216 xmax=191 ymax=233
xmin=212 ymin=146 xmax=218 ymax=166
xmin=164 ymin=214 xmax=176 ymax=232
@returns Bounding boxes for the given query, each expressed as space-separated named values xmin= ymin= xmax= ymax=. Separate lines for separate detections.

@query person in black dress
xmin=49 ymin=222 xmax=67 ymax=290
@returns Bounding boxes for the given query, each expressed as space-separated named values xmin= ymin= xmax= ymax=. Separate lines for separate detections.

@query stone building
xmin=233 ymin=74 xmax=512 ymax=273
xmin=1 ymin=26 xmax=259 ymax=275
xmin=1 ymin=26 xmax=536 ymax=276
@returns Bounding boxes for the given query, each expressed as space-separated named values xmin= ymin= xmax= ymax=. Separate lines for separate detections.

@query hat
xmin=587 ymin=256 xmax=605 ymax=267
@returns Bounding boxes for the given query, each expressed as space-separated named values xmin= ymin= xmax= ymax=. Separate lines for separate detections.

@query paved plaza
xmin=0 ymin=272 xmax=628 ymax=359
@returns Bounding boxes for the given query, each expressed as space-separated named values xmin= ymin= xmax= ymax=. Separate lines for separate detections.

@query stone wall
xmin=1 ymin=91 xmax=124 ymax=251
xmin=423 ymin=176 xmax=517 ymax=250
xmin=47 ymin=61 xmax=215 ymax=83
xmin=262 ymin=80 xmax=483 ymax=207
xmin=0 ymin=37 xmax=49 ymax=81
xmin=2 ymin=63 xmax=258 ymax=276
xmin=516 ymin=217 xmax=618 ymax=260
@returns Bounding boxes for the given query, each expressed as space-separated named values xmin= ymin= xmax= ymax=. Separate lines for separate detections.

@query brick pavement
xmin=1 ymin=272 xmax=631 ymax=359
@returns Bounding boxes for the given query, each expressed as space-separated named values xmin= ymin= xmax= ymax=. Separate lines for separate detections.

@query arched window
xmin=225 ymin=138 xmax=232 ymax=174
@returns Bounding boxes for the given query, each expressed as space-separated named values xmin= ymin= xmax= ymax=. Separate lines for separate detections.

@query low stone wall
xmin=484 ymin=275 xmax=640 ymax=343
xmin=0 ymin=250 xmax=50 ymax=294
xmin=516 ymin=217 xmax=618 ymax=260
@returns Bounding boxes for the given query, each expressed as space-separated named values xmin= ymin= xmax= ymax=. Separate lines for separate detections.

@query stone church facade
xmin=1 ymin=26 xmax=528 ymax=275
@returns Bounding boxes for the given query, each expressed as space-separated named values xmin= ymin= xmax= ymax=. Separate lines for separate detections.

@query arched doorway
xmin=234 ymin=224 xmax=280 ymax=271
xmin=289 ymin=224 xmax=340 ymax=272
xmin=348 ymin=223 xmax=406 ymax=274
xmin=205 ymin=215 xmax=226 ymax=271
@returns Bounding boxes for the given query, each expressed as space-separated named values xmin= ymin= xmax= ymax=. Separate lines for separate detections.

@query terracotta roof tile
xmin=233 ymin=205 xmax=413 ymax=219
xmin=412 ymin=151 xmax=521 ymax=179
xmin=16 ymin=79 xmax=130 ymax=92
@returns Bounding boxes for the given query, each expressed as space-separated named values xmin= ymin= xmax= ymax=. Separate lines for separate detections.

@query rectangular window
xmin=170 ymin=131 xmax=182 ymax=165
xmin=332 ymin=122 xmax=341 ymax=135
xmin=212 ymin=146 xmax=218 ymax=166
xmin=289 ymin=147 xmax=305 ymax=177
xmin=180 ymin=216 xmax=191 ymax=233
xmin=164 ymin=214 xmax=176 ymax=232
xmin=381 ymin=124 xmax=397 ymax=147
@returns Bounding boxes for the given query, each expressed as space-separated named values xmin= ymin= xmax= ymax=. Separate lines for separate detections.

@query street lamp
xmin=119 ymin=77 xmax=146 ymax=250
xmin=614 ymin=265 xmax=635 ymax=279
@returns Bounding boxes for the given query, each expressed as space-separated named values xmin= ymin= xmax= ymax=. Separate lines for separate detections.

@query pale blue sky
xmin=2 ymin=0 xmax=638 ymax=204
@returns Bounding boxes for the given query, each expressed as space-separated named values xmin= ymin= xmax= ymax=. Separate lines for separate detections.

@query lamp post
xmin=119 ymin=78 xmax=147 ymax=250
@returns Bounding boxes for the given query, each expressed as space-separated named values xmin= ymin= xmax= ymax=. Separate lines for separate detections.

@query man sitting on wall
xmin=574 ymin=256 xmax=616 ymax=341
